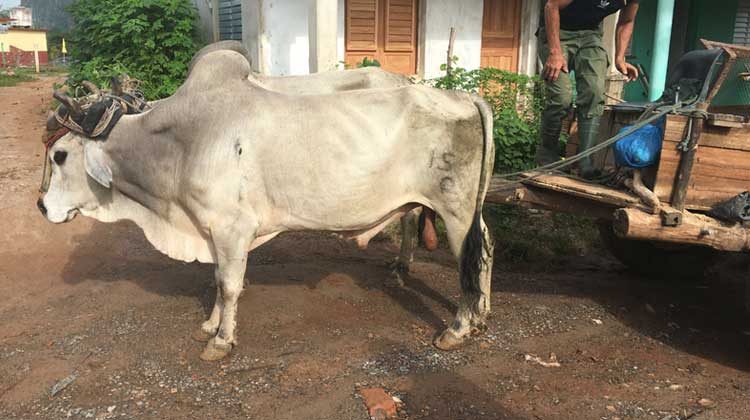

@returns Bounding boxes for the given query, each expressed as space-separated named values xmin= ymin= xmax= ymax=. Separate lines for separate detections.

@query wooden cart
xmin=486 ymin=41 xmax=750 ymax=271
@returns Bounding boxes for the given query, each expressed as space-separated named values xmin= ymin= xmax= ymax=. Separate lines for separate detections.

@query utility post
xmin=212 ymin=0 xmax=220 ymax=42
xmin=34 ymin=43 xmax=39 ymax=73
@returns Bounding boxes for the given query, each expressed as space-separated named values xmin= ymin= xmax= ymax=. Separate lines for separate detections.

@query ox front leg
xmin=200 ymin=229 xmax=254 ymax=362
xmin=192 ymin=267 xmax=224 ymax=342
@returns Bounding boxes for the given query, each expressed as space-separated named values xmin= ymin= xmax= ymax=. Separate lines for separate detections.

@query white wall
xmin=309 ymin=0 xmax=339 ymax=72
xmin=246 ymin=0 xmax=537 ymax=77
xmin=260 ymin=0 xmax=311 ymax=75
xmin=337 ymin=0 xmax=345 ymax=68
xmin=420 ymin=0 xmax=484 ymax=79
xmin=242 ymin=0 xmax=261 ymax=71
xmin=192 ymin=0 xmax=214 ymax=43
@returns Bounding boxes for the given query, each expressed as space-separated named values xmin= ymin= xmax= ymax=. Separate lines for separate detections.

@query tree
xmin=68 ymin=0 xmax=200 ymax=99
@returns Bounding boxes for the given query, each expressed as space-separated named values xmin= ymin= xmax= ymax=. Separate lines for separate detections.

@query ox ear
xmin=83 ymin=141 xmax=113 ymax=188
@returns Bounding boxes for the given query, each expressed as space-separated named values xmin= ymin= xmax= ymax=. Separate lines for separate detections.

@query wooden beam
xmin=613 ymin=208 xmax=750 ymax=252
xmin=707 ymin=113 xmax=746 ymax=128
xmin=519 ymin=173 xmax=642 ymax=208
xmin=446 ymin=27 xmax=456 ymax=75
xmin=486 ymin=177 xmax=623 ymax=220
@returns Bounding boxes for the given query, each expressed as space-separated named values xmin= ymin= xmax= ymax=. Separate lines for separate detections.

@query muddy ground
xmin=1 ymin=77 xmax=750 ymax=420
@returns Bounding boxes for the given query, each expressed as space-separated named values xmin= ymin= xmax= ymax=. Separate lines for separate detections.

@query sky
xmin=1 ymin=0 xmax=21 ymax=9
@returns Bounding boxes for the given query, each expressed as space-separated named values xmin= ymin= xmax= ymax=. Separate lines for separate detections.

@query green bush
xmin=357 ymin=57 xmax=382 ymax=68
xmin=67 ymin=0 xmax=200 ymax=99
xmin=428 ymin=59 xmax=545 ymax=173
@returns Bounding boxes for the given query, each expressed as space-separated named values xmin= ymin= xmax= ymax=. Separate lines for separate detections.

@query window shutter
xmin=219 ymin=0 xmax=242 ymax=41
xmin=384 ymin=0 xmax=417 ymax=52
xmin=346 ymin=0 xmax=378 ymax=51
xmin=735 ymin=0 xmax=750 ymax=45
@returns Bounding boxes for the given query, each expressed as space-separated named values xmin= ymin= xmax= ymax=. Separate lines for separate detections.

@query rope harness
xmin=39 ymin=77 xmax=151 ymax=193
xmin=490 ymin=97 xmax=708 ymax=193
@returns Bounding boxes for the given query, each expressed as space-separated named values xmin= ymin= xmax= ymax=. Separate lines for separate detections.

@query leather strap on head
xmin=45 ymin=127 xmax=70 ymax=150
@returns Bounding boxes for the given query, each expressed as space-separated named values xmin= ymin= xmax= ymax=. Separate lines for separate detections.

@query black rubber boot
xmin=534 ymin=116 xmax=564 ymax=166
xmin=577 ymin=116 xmax=602 ymax=179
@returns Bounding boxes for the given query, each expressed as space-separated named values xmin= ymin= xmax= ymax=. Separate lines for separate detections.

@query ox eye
xmin=53 ymin=150 xmax=68 ymax=165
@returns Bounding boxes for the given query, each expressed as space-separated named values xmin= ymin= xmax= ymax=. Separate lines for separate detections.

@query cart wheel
xmin=598 ymin=220 xmax=719 ymax=281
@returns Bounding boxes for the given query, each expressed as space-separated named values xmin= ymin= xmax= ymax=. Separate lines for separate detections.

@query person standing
xmin=535 ymin=0 xmax=640 ymax=178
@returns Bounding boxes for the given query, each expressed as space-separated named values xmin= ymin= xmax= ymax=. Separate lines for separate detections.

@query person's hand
xmin=544 ymin=51 xmax=568 ymax=82
xmin=616 ymin=59 xmax=639 ymax=81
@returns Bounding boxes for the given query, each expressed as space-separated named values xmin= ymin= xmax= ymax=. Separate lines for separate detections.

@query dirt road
xmin=1 ymin=78 xmax=749 ymax=420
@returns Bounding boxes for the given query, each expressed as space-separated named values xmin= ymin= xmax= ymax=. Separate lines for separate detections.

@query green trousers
xmin=535 ymin=28 xmax=609 ymax=167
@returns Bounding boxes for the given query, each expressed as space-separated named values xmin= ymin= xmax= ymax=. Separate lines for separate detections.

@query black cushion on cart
xmin=611 ymin=48 xmax=725 ymax=111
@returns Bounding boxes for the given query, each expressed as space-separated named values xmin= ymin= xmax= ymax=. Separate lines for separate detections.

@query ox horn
xmin=110 ymin=76 xmax=123 ymax=97
xmin=46 ymin=110 xmax=62 ymax=132
xmin=53 ymin=90 xmax=82 ymax=120
xmin=81 ymin=80 xmax=100 ymax=96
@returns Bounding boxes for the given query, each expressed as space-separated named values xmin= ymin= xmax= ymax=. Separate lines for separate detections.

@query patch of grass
xmin=39 ymin=66 xmax=70 ymax=76
xmin=0 ymin=68 xmax=35 ymax=87
xmin=485 ymin=204 xmax=600 ymax=267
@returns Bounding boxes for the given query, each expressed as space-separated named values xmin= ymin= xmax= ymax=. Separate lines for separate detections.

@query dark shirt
xmin=550 ymin=0 xmax=630 ymax=31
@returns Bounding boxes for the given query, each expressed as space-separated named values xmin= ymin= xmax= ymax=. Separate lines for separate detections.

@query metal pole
xmin=648 ymin=0 xmax=675 ymax=101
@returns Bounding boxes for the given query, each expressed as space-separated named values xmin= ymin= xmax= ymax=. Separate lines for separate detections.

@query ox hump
xmin=183 ymin=50 xmax=252 ymax=91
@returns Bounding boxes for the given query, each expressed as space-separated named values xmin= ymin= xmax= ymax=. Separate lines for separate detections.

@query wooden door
xmin=481 ymin=0 xmax=522 ymax=72
xmin=345 ymin=0 xmax=419 ymax=74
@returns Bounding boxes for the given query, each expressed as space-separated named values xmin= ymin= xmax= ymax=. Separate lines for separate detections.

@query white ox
xmin=38 ymin=48 xmax=495 ymax=361
xmin=187 ymin=42 xmax=432 ymax=280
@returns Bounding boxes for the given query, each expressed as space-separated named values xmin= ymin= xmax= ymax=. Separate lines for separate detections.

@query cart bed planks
xmin=653 ymin=114 xmax=750 ymax=210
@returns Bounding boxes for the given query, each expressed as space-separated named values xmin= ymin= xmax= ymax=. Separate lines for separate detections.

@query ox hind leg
xmin=389 ymin=206 xmax=440 ymax=287
xmin=434 ymin=211 xmax=494 ymax=350
xmin=389 ymin=208 xmax=421 ymax=287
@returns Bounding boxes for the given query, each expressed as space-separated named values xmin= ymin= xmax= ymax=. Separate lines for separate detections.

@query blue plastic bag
xmin=613 ymin=119 xmax=665 ymax=168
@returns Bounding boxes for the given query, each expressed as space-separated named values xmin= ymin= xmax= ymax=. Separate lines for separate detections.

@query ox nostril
xmin=37 ymin=198 xmax=47 ymax=216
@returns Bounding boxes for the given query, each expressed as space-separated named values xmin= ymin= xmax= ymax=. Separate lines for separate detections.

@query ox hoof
xmin=471 ymin=322 xmax=488 ymax=335
xmin=386 ymin=260 xmax=408 ymax=288
xmin=191 ymin=327 xmax=215 ymax=343
xmin=200 ymin=339 xmax=233 ymax=361
xmin=434 ymin=329 xmax=466 ymax=351
xmin=386 ymin=271 xmax=406 ymax=288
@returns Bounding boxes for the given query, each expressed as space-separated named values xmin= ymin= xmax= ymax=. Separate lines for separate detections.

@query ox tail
xmin=460 ymin=95 xmax=495 ymax=297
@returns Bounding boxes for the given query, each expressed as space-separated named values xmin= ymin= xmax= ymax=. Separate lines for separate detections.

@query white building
xmin=198 ymin=0 xmax=620 ymax=80
xmin=9 ymin=6 xmax=33 ymax=28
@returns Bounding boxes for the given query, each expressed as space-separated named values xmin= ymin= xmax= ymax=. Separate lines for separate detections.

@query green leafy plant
xmin=67 ymin=0 xmax=200 ymax=99
xmin=429 ymin=58 xmax=546 ymax=173
xmin=0 ymin=68 xmax=35 ymax=87
xmin=46 ymin=30 xmax=71 ymax=62
xmin=357 ymin=57 xmax=381 ymax=68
